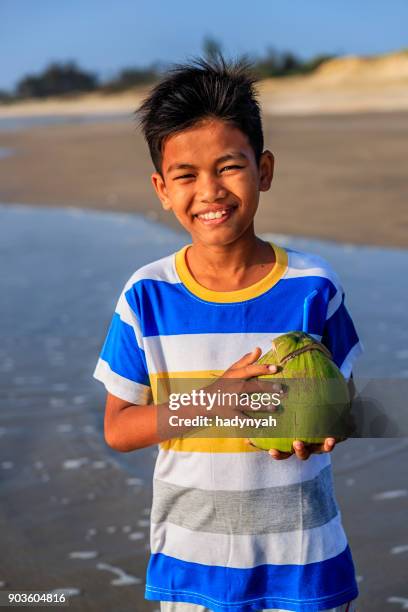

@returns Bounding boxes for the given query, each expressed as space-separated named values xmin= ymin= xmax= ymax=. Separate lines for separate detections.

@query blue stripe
xmin=321 ymin=299 xmax=360 ymax=369
xmin=145 ymin=547 xmax=358 ymax=612
xmin=125 ymin=277 xmax=336 ymax=337
xmin=100 ymin=313 xmax=149 ymax=385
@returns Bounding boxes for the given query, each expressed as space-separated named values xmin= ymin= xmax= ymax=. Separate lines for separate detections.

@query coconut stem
xmin=279 ymin=343 xmax=333 ymax=366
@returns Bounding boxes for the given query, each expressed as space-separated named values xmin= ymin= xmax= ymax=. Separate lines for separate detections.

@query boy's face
xmin=151 ymin=118 xmax=274 ymax=248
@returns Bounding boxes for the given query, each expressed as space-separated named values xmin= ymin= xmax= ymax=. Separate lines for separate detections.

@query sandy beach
xmin=0 ymin=111 xmax=408 ymax=249
xmin=1 ymin=50 xmax=408 ymax=248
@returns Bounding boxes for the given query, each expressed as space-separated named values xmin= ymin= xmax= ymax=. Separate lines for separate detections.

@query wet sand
xmin=0 ymin=111 xmax=408 ymax=248
xmin=1 ymin=204 xmax=407 ymax=611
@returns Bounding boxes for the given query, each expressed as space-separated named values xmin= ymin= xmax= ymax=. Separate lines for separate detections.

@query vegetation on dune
xmin=101 ymin=65 xmax=160 ymax=93
xmin=16 ymin=62 xmax=98 ymax=100
xmin=203 ymin=37 xmax=334 ymax=78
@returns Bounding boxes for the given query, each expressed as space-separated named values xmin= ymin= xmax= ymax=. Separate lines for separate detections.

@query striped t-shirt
xmin=93 ymin=241 xmax=363 ymax=612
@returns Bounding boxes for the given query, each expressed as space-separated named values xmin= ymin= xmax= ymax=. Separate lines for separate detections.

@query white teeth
xmin=198 ymin=209 xmax=229 ymax=220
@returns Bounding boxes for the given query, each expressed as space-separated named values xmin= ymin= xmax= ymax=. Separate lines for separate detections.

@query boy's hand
xmin=209 ymin=347 xmax=283 ymax=419
xmin=245 ymin=437 xmax=345 ymax=460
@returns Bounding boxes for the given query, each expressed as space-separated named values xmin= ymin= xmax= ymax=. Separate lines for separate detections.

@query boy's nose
xmin=198 ymin=175 xmax=228 ymax=203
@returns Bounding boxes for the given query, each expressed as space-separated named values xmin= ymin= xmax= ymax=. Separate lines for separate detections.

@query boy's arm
xmin=104 ymin=393 xmax=159 ymax=452
xmin=104 ymin=393 xmax=212 ymax=451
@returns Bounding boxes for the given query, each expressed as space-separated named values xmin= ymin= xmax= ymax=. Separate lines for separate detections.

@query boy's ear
xmin=259 ymin=150 xmax=274 ymax=191
xmin=151 ymin=172 xmax=172 ymax=211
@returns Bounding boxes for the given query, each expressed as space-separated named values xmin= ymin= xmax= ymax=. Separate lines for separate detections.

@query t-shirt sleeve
xmin=321 ymin=271 xmax=364 ymax=381
xmin=93 ymin=281 xmax=152 ymax=405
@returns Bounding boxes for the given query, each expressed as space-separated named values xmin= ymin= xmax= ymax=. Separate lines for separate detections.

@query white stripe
xmin=93 ymin=359 xmax=151 ymax=404
xmin=144 ymin=332 xmax=322 ymax=373
xmin=154 ymin=448 xmax=331 ymax=490
xmin=326 ymin=289 xmax=343 ymax=320
xmin=284 ymin=250 xmax=342 ymax=288
xmin=124 ymin=252 xmax=180 ymax=287
xmin=284 ymin=249 xmax=345 ymax=322
xmin=150 ymin=513 xmax=347 ymax=567
xmin=115 ymin=292 xmax=144 ymax=348
xmin=114 ymin=252 xmax=180 ymax=349
xmin=340 ymin=342 xmax=364 ymax=380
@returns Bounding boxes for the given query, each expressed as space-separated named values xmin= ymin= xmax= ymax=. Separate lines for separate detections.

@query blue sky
xmin=0 ymin=0 xmax=407 ymax=91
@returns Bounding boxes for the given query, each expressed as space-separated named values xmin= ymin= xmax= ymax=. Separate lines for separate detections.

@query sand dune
xmin=311 ymin=51 xmax=408 ymax=83
xmin=258 ymin=50 xmax=408 ymax=114
xmin=1 ymin=51 xmax=407 ymax=118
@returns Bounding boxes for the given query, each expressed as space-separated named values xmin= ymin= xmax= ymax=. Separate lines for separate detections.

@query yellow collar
xmin=175 ymin=242 xmax=288 ymax=303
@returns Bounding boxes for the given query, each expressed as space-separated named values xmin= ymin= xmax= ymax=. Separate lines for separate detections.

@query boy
xmin=93 ymin=56 xmax=363 ymax=611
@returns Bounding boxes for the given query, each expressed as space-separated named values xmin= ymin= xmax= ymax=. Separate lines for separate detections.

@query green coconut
xmin=247 ymin=331 xmax=350 ymax=453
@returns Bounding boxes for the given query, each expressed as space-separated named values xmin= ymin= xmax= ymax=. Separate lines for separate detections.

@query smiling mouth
xmin=194 ymin=205 xmax=237 ymax=224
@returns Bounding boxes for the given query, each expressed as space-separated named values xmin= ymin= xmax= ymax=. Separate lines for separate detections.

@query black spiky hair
xmin=136 ymin=54 xmax=264 ymax=175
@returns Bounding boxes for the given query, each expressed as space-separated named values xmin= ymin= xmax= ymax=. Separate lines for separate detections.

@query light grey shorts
xmin=160 ymin=600 xmax=357 ymax=612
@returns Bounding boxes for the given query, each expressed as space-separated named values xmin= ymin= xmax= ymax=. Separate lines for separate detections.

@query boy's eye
xmin=220 ymin=165 xmax=243 ymax=172
xmin=174 ymin=174 xmax=195 ymax=180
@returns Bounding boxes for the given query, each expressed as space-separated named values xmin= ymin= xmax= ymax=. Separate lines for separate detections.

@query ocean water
xmin=0 ymin=203 xmax=184 ymax=468
xmin=0 ymin=112 xmax=131 ymax=132
xmin=0 ymin=147 xmax=13 ymax=159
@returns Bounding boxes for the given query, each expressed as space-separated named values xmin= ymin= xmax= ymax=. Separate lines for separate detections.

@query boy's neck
xmin=185 ymin=233 xmax=276 ymax=292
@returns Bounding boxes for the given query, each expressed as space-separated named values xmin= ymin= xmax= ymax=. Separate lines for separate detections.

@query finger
xmin=227 ymin=346 xmax=278 ymax=372
xmin=242 ymin=378 xmax=284 ymax=397
xmin=238 ymin=362 xmax=279 ymax=379
xmin=292 ymin=440 xmax=311 ymax=461
xmin=271 ymin=382 xmax=285 ymax=393
xmin=230 ymin=347 xmax=262 ymax=369
xmin=295 ymin=438 xmax=337 ymax=456
xmin=323 ymin=438 xmax=336 ymax=452
xmin=254 ymin=379 xmax=285 ymax=394
xmin=268 ymin=449 xmax=293 ymax=460
xmin=243 ymin=401 xmax=280 ymax=413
